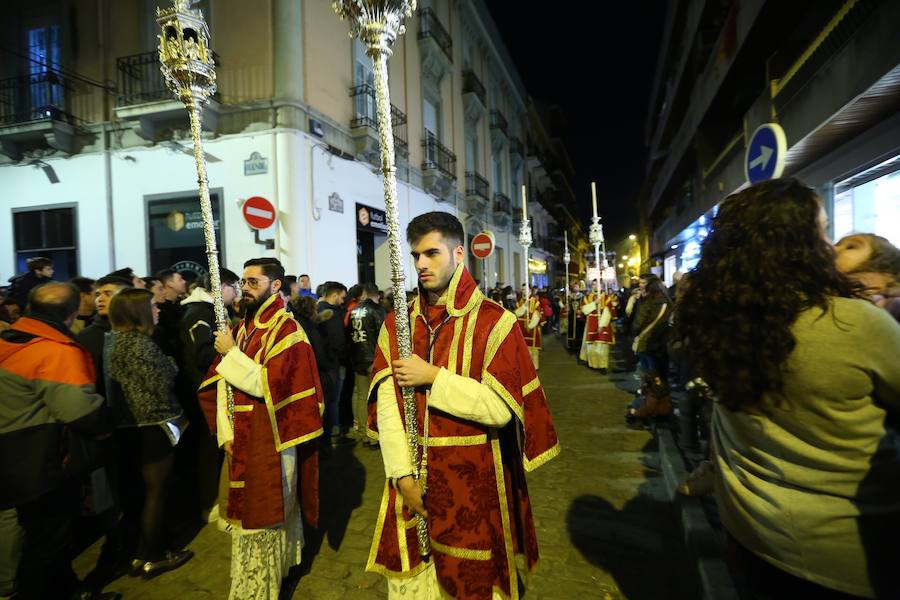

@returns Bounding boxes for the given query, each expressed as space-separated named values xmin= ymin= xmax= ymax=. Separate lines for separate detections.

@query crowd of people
xmin=554 ymin=178 xmax=900 ymax=599
xmin=1 ymin=178 xmax=898 ymax=599
xmin=0 ymin=257 xmax=394 ymax=599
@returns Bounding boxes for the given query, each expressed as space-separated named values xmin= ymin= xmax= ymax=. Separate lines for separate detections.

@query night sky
xmin=487 ymin=2 xmax=667 ymax=244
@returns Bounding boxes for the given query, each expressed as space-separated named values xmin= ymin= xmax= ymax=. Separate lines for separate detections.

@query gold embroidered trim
xmin=229 ymin=480 xmax=245 ymax=489
xmin=264 ymin=330 xmax=309 ymax=365
xmin=446 ymin=264 xmax=481 ymax=317
xmin=491 ymin=433 xmax=518 ymax=600
xmin=198 ymin=373 xmax=222 ymax=391
xmin=261 ymin=368 xmax=323 ymax=451
xmin=524 ymin=440 xmax=561 ymax=472
xmin=483 ymin=372 xmax=524 ymax=423
xmin=252 ymin=294 xmax=282 ymax=330
xmin=233 ymin=404 xmax=254 ymax=412
xmin=447 ymin=313 xmax=465 ymax=374
xmin=521 ymin=377 xmax=541 ymax=398
xmin=430 ymin=538 xmax=492 ymax=561
xmin=273 ymin=387 xmax=317 ymax=411
xmin=484 ymin=311 xmax=517 ymax=369
xmin=366 ymin=482 xmax=391 ymax=574
xmin=419 ymin=434 xmax=488 ymax=447
xmin=461 ymin=302 xmax=481 ymax=378
xmin=395 ymin=488 xmax=410 ymax=571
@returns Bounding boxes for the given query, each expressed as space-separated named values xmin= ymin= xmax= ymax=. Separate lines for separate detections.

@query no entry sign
xmin=470 ymin=231 xmax=495 ymax=259
xmin=242 ymin=196 xmax=276 ymax=230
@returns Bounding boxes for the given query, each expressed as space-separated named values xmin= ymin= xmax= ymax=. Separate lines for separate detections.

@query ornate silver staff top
xmin=334 ymin=0 xmax=430 ymax=559
xmin=157 ymin=0 xmax=233 ymax=416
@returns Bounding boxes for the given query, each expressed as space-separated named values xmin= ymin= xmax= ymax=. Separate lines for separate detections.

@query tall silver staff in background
xmin=156 ymin=1 xmax=234 ymax=418
xmin=333 ymin=0 xmax=429 ymax=558
xmin=519 ymin=184 xmax=532 ymax=300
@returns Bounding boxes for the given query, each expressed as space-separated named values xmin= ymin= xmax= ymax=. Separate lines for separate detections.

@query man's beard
xmin=240 ymin=289 xmax=273 ymax=318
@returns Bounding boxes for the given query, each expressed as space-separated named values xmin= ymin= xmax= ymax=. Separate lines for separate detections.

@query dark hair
xmin=406 ymin=211 xmax=464 ymax=248
xmin=315 ymin=283 xmax=325 ymax=297
xmin=26 ymin=257 xmax=53 ymax=272
xmin=26 ymin=282 xmax=79 ymax=324
xmin=277 ymin=277 xmax=292 ymax=296
xmin=108 ymin=288 xmax=155 ymax=336
xmin=95 ymin=275 xmax=133 ymax=289
xmin=142 ymin=276 xmax=161 ymax=289
xmin=154 ymin=269 xmax=179 ymax=284
xmin=69 ymin=276 xmax=96 ymax=295
xmin=676 ymin=178 xmax=863 ymax=412
xmin=284 ymin=275 xmax=297 ymax=285
xmin=361 ymin=282 xmax=380 ymax=297
xmin=107 ymin=268 xmax=137 ymax=281
xmin=322 ymin=281 xmax=347 ymax=298
xmin=291 ymin=295 xmax=319 ymax=322
xmin=201 ymin=268 xmax=239 ymax=290
xmin=347 ymin=284 xmax=363 ymax=301
xmin=299 ymin=274 xmax=310 ymax=279
xmin=243 ymin=257 xmax=285 ymax=281
xmin=644 ymin=279 xmax=670 ymax=302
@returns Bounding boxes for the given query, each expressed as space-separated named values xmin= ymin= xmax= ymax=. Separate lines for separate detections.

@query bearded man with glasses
xmin=198 ymin=257 xmax=324 ymax=599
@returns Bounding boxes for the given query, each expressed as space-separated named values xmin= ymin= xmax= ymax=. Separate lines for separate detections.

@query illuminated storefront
xmin=832 ymin=155 xmax=900 ymax=246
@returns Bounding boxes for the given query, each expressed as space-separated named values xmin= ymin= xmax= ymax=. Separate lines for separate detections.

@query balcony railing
xmin=418 ymin=8 xmax=453 ymax=62
xmin=490 ymin=110 xmax=508 ymax=137
xmin=422 ymin=130 xmax=456 ymax=180
xmin=509 ymin=136 xmax=524 ymax=157
xmin=117 ymin=50 xmax=220 ymax=106
xmin=462 ymin=69 xmax=486 ymax=106
xmin=466 ymin=172 xmax=490 ymax=201
xmin=349 ymin=84 xmax=408 ymax=150
xmin=493 ymin=192 xmax=511 ymax=215
xmin=0 ymin=72 xmax=78 ymax=126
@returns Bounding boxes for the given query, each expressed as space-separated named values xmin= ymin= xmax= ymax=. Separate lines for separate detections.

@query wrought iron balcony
xmin=0 ymin=72 xmax=79 ymax=126
xmin=489 ymin=110 xmax=508 ymax=138
xmin=493 ymin=192 xmax=511 ymax=215
xmin=117 ymin=50 xmax=220 ymax=106
xmin=466 ymin=172 xmax=490 ymax=201
xmin=349 ymin=84 xmax=408 ymax=151
xmin=509 ymin=136 xmax=524 ymax=157
xmin=422 ymin=130 xmax=456 ymax=180
xmin=418 ymin=8 xmax=452 ymax=63
xmin=462 ymin=70 xmax=486 ymax=107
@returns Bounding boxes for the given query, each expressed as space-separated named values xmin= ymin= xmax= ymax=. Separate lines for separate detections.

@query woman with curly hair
xmin=677 ymin=178 xmax=900 ymax=599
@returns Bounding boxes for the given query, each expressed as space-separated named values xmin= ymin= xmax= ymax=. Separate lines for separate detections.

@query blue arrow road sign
xmin=745 ymin=123 xmax=787 ymax=184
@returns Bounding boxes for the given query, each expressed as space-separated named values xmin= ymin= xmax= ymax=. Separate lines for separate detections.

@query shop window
xmin=146 ymin=192 xmax=223 ymax=279
xmin=13 ymin=205 xmax=78 ymax=280
xmin=833 ymin=167 xmax=900 ymax=246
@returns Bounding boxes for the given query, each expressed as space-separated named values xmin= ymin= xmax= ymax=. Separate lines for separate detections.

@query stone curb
xmin=657 ymin=428 xmax=741 ymax=600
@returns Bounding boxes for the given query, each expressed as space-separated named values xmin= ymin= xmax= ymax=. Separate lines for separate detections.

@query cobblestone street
xmin=74 ymin=336 xmax=694 ymax=599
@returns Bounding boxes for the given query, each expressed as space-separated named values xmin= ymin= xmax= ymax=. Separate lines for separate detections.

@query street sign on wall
xmin=745 ymin=123 xmax=787 ymax=184
xmin=470 ymin=231 xmax=495 ymax=259
xmin=242 ymin=196 xmax=276 ymax=230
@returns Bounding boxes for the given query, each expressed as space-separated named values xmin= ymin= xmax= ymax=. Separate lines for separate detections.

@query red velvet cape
xmin=365 ymin=265 xmax=560 ymax=599
xmin=199 ymin=294 xmax=323 ymax=529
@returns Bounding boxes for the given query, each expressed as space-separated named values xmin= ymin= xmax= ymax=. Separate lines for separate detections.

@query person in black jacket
xmin=152 ymin=269 xmax=187 ymax=358
xmin=76 ymin=275 xmax=132 ymax=398
xmin=177 ymin=268 xmax=239 ymax=520
xmin=349 ymin=284 xmax=384 ymax=445
xmin=291 ymin=295 xmax=327 ymax=376
xmin=6 ymin=257 xmax=54 ymax=306
xmin=317 ymin=281 xmax=348 ymax=447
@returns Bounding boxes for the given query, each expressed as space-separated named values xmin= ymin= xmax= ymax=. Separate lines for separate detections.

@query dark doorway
xmin=357 ymin=230 xmax=375 ymax=285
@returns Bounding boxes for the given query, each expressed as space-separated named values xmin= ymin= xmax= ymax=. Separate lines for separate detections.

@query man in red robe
xmin=201 ymin=257 xmax=323 ymax=600
xmin=365 ymin=212 xmax=560 ymax=600
xmin=579 ymin=279 xmax=618 ymax=374
xmin=515 ymin=292 xmax=543 ymax=369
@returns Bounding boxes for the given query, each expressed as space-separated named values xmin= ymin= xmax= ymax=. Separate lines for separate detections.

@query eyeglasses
xmin=239 ymin=277 xmax=270 ymax=289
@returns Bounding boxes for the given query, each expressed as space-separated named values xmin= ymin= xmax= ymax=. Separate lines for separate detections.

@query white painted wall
xmin=1 ymin=127 xmax=479 ymax=291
